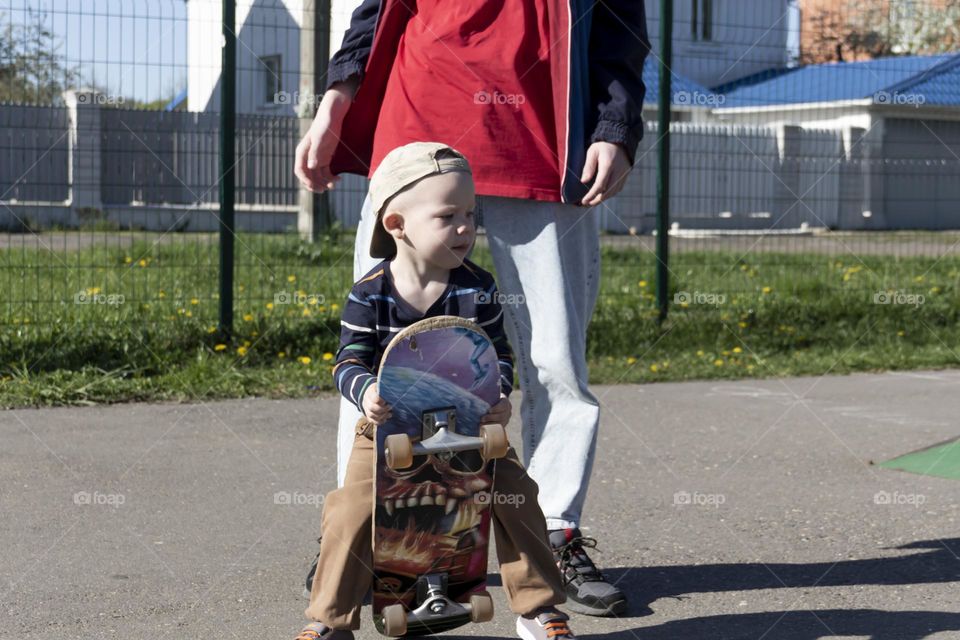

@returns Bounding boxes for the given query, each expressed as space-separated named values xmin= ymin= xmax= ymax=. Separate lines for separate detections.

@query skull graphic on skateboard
xmin=372 ymin=316 xmax=509 ymax=637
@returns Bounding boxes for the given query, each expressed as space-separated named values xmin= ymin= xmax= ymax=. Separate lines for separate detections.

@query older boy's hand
xmin=294 ymin=79 xmax=358 ymax=193
xmin=580 ymin=141 xmax=632 ymax=207
xmin=480 ymin=394 xmax=512 ymax=426
xmin=362 ymin=384 xmax=392 ymax=425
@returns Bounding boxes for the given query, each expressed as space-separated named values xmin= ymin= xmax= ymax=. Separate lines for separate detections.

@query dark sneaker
xmin=516 ymin=607 xmax=575 ymax=640
xmin=549 ymin=528 xmax=626 ymax=616
xmin=294 ymin=622 xmax=354 ymax=640
xmin=303 ymin=537 xmax=322 ymax=598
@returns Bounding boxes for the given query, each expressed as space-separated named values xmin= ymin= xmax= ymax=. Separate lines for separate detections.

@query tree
xmin=802 ymin=0 xmax=960 ymax=64
xmin=0 ymin=8 xmax=79 ymax=104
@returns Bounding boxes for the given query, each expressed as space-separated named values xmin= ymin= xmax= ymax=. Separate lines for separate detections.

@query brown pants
xmin=305 ymin=419 xmax=565 ymax=630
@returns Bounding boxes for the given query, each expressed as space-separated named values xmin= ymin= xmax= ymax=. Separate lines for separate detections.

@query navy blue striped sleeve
xmin=332 ymin=289 xmax=378 ymax=412
xmin=476 ymin=280 xmax=514 ymax=397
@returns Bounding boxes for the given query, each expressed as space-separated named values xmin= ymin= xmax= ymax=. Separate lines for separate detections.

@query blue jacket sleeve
xmin=325 ymin=0 xmax=381 ymax=90
xmin=588 ymin=0 xmax=651 ymax=165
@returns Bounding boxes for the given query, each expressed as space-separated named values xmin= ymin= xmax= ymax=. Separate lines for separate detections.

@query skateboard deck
xmin=372 ymin=316 xmax=505 ymax=637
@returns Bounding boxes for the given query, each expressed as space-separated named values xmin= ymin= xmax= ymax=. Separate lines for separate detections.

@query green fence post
xmin=656 ymin=0 xmax=673 ymax=325
xmin=218 ymin=0 xmax=236 ymax=337
xmin=316 ymin=0 xmax=333 ymax=233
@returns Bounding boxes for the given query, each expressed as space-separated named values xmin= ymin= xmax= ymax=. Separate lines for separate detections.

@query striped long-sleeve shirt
xmin=332 ymin=259 xmax=515 ymax=413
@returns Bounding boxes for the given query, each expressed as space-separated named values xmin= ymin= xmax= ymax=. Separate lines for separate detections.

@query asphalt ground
xmin=3 ymin=369 xmax=959 ymax=639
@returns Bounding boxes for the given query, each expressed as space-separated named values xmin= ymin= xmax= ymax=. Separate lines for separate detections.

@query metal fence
xmin=2 ymin=0 xmax=960 ymax=365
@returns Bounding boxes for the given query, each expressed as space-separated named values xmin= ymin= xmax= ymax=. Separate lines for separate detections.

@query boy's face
xmin=385 ymin=171 xmax=476 ymax=270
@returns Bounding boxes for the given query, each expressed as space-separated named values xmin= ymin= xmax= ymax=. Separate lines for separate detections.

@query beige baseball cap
xmin=368 ymin=142 xmax=473 ymax=259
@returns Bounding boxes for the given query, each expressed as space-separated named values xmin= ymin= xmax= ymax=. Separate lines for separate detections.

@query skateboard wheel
xmin=469 ymin=591 xmax=494 ymax=623
xmin=385 ymin=434 xmax=414 ymax=470
xmin=382 ymin=603 xmax=407 ymax=636
xmin=480 ymin=424 xmax=509 ymax=460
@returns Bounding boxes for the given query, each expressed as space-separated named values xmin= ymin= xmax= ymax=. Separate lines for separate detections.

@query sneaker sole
xmin=564 ymin=597 xmax=627 ymax=617
xmin=516 ymin=616 xmax=547 ymax=640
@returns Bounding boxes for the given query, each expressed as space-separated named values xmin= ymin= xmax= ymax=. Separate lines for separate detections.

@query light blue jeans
xmin=336 ymin=194 xmax=601 ymax=530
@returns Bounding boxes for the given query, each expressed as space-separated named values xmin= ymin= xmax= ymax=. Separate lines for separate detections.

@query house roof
xmin=165 ymin=88 xmax=188 ymax=111
xmin=641 ymin=56 xmax=718 ymax=107
xmin=715 ymin=53 xmax=960 ymax=108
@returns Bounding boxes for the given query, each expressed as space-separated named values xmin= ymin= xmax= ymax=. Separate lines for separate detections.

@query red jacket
xmin=326 ymin=0 xmax=650 ymax=204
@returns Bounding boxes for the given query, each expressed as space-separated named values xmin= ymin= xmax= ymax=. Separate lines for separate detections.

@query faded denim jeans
xmin=335 ymin=193 xmax=601 ymax=530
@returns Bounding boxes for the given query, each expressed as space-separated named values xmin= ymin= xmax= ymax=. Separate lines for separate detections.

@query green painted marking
xmin=879 ymin=438 xmax=960 ymax=480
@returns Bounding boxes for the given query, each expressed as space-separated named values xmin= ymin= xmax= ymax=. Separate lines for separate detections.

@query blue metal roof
xmin=165 ymin=88 xmax=188 ymax=111
xmin=717 ymin=53 xmax=960 ymax=108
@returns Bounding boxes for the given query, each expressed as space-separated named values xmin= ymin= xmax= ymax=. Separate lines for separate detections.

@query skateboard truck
xmin=379 ymin=573 xmax=494 ymax=636
xmin=383 ymin=408 xmax=509 ymax=470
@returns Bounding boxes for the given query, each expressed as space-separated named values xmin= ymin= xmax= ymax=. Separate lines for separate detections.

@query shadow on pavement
xmin=489 ymin=538 xmax=960 ymax=638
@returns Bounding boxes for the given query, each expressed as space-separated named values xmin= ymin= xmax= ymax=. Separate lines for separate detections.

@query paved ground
xmin=3 ymin=370 xmax=959 ymax=639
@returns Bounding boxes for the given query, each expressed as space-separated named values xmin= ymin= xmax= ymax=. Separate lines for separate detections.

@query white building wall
xmin=188 ymin=0 xmax=304 ymax=114
xmin=646 ymin=0 xmax=791 ymax=88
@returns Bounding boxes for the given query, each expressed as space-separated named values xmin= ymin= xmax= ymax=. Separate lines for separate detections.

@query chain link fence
xmin=2 ymin=0 xmax=959 ymax=387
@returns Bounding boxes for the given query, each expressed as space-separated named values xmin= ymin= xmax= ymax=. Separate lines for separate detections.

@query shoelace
xmin=295 ymin=623 xmax=327 ymax=640
xmin=543 ymin=619 xmax=573 ymax=638
xmin=554 ymin=535 xmax=605 ymax=584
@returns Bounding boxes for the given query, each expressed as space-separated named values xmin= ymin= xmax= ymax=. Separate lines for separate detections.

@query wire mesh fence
xmin=2 ymin=0 xmax=960 ymax=391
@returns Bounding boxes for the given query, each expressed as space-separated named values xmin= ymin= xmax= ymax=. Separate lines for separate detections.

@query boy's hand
xmin=362 ymin=384 xmax=392 ymax=425
xmin=480 ymin=395 xmax=512 ymax=426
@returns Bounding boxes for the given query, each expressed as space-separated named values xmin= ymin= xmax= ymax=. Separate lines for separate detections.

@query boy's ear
xmin=383 ymin=210 xmax=404 ymax=239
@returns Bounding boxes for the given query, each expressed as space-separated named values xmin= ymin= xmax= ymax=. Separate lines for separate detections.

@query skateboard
xmin=372 ymin=316 xmax=510 ymax=637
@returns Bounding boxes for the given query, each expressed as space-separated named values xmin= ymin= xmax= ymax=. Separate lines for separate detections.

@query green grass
xmin=2 ymin=232 xmax=959 ymax=407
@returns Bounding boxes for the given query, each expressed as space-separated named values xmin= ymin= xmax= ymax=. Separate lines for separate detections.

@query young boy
xmin=295 ymin=142 xmax=576 ymax=640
